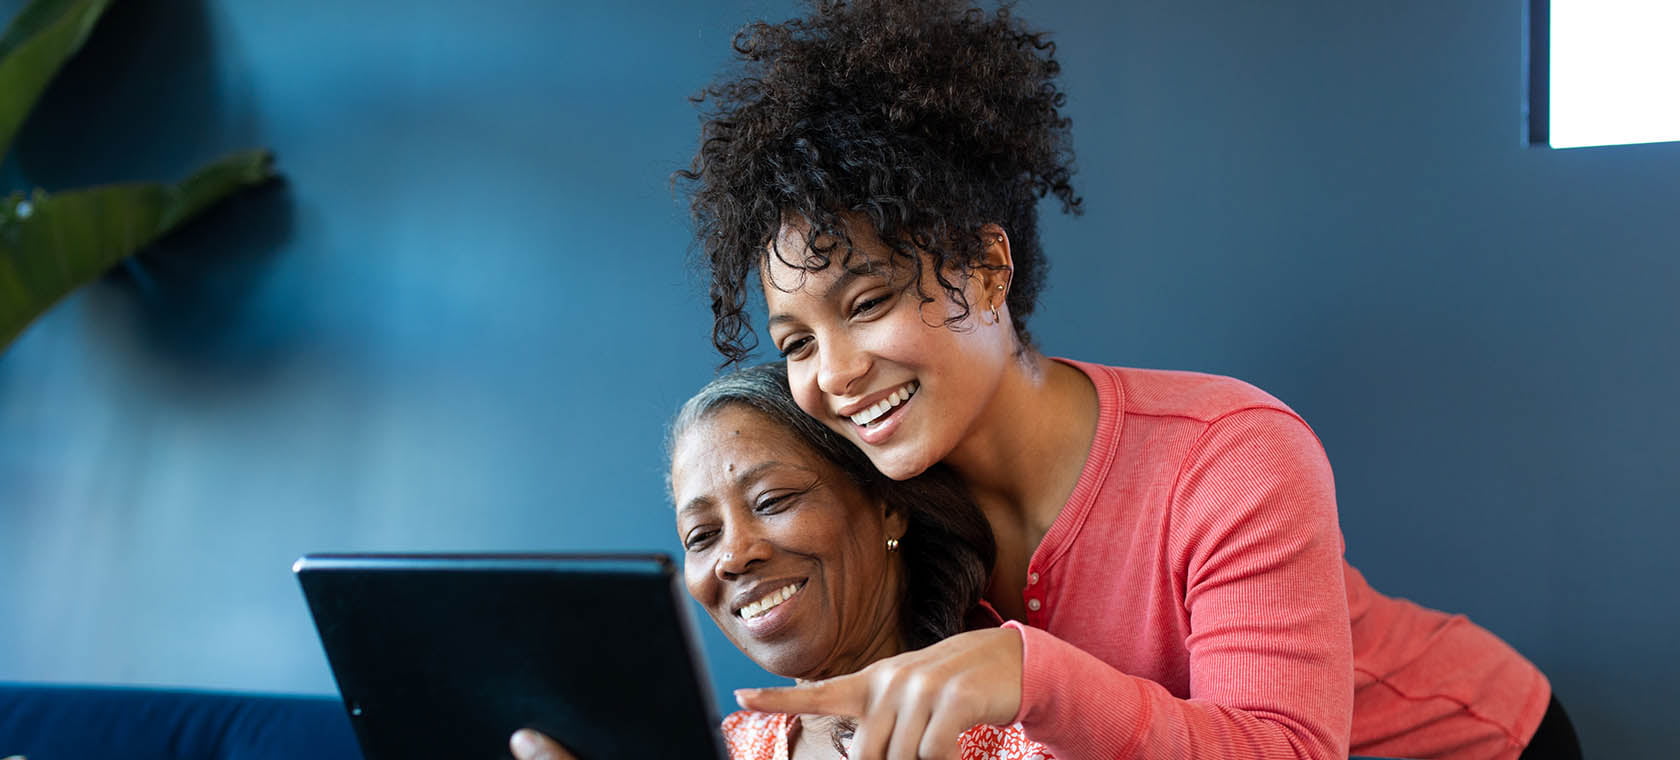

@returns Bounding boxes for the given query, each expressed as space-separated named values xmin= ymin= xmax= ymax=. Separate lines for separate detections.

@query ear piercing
xmin=886 ymin=537 xmax=900 ymax=552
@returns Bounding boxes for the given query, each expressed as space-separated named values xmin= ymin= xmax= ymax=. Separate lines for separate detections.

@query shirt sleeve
xmin=1007 ymin=407 xmax=1353 ymax=759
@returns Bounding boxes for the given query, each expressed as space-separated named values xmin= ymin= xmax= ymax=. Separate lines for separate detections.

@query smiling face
xmin=673 ymin=404 xmax=909 ymax=680
xmin=763 ymin=219 xmax=1018 ymax=480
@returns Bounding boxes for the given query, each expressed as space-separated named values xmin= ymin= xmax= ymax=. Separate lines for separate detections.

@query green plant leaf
xmin=0 ymin=148 xmax=276 ymax=351
xmin=0 ymin=0 xmax=114 ymax=165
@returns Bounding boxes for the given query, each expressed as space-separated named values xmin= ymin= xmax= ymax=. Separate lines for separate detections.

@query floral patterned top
xmin=721 ymin=710 xmax=1054 ymax=760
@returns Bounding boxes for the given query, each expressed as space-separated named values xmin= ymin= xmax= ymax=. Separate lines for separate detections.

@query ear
xmin=882 ymin=501 xmax=910 ymax=544
xmin=976 ymin=223 xmax=1014 ymax=300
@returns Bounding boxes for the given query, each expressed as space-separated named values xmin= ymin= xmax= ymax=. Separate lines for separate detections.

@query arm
xmin=741 ymin=409 xmax=1353 ymax=760
xmin=1011 ymin=407 xmax=1353 ymax=759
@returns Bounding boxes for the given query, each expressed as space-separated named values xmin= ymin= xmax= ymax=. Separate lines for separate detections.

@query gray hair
xmin=667 ymin=363 xmax=996 ymax=649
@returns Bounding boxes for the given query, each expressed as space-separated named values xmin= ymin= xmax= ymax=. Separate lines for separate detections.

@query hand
xmin=509 ymin=728 xmax=577 ymax=760
xmin=735 ymin=627 xmax=1023 ymax=760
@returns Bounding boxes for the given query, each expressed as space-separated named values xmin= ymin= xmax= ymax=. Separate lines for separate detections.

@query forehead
xmin=671 ymin=405 xmax=823 ymax=491
xmin=762 ymin=218 xmax=908 ymax=297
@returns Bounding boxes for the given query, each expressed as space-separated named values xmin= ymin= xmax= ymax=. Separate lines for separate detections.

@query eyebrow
xmin=765 ymin=264 xmax=883 ymax=328
xmin=675 ymin=460 xmax=810 ymax=514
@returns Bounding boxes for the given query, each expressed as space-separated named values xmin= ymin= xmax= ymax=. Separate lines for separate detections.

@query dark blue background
xmin=2 ymin=1 xmax=1674 ymax=756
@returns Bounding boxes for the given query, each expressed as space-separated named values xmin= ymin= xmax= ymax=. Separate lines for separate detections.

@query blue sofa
xmin=0 ymin=683 xmax=360 ymax=760
xmin=2 ymin=682 xmax=1410 ymax=759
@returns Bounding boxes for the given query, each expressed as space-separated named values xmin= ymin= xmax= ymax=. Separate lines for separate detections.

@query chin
xmin=724 ymin=626 xmax=820 ymax=679
xmin=752 ymin=647 xmax=825 ymax=680
xmin=865 ymin=446 xmax=937 ymax=481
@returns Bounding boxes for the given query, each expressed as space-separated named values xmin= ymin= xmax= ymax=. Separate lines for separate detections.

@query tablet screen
xmin=295 ymin=553 xmax=727 ymax=760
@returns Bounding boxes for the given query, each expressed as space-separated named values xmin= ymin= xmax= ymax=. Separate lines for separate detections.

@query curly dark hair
xmin=678 ymin=0 xmax=1082 ymax=364
xmin=668 ymin=362 xmax=996 ymax=654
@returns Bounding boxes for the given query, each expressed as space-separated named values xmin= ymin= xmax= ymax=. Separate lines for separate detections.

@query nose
xmin=814 ymin=330 xmax=870 ymax=398
xmin=714 ymin=519 xmax=771 ymax=581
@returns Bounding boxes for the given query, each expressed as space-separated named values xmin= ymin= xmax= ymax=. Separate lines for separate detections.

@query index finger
xmin=735 ymin=672 xmax=870 ymax=717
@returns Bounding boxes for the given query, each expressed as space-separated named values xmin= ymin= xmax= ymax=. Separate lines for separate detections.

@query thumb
xmin=510 ymin=728 xmax=578 ymax=760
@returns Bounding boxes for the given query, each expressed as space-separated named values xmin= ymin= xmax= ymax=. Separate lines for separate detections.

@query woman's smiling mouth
xmin=842 ymin=382 xmax=919 ymax=446
xmin=735 ymin=578 xmax=813 ymax=638
xmin=739 ymin=580 xmax=805 ymax=620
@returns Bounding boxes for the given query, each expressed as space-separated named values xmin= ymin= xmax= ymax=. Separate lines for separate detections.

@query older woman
xmin=513 ymin=363 xmax=1052 ymax=760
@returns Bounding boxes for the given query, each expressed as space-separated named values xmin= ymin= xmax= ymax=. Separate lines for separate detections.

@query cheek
xmin=683 ymin=563 xmax=717 ymax=606
xmin=882 ymin=305 xmax=959 ymax=365
xmin=836 ymin=527 xmax=891 ymax=607
xmin=911 ymin=315 xmax=997 ymax=382
xmin=787 ymin=362 xmax=827 ymax=417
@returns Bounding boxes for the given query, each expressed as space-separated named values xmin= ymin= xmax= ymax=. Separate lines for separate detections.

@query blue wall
xmin=2 ymin=1 xmax=1675 ymax=756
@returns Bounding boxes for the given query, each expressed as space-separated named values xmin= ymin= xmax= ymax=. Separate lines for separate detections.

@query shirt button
xmin=1028 ymin=572 xmax=1040 ymax=584
xmin=1027 ymin=598 xmax=1042 ymax=612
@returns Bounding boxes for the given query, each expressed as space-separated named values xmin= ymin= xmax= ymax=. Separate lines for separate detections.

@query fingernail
xmin=510 ymin=729 xmax=538 ymax=758
xmin=734 ymin=688 xmax=753 ymax=707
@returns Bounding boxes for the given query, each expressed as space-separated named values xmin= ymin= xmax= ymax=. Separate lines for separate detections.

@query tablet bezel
xmin=294 ymin=552 xmax=728 ymax=760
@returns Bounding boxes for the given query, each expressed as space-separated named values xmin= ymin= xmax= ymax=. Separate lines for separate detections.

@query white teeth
xmin=848 ymin=382 xmax=919 ymax=426
xmin=741 ymin=582 xmax=803 ymax=621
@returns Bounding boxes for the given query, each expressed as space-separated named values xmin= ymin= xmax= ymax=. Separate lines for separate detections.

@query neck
xmin=797 ymin=618 xmax=904 ymax=685
xmin=944 ymin=353 xmax=1098 ymax=528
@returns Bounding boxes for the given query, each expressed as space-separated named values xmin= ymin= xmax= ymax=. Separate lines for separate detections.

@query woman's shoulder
xmin=958 ymin=722 xmax=1056 ymax=759
xmin=1060 ymin=357 xmax=1300 ymax=424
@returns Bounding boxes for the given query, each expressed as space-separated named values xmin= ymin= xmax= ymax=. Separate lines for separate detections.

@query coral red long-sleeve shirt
xmin=1001 ymin=360 xmax=1549 ymax=760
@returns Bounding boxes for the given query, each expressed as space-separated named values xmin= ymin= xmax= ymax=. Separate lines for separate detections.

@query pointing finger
xmin=736 ymin=673 xmax=871 ymax=717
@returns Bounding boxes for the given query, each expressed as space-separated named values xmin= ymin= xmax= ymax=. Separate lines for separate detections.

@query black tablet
xmin=294 ymin=553 xmax=728 ymax=760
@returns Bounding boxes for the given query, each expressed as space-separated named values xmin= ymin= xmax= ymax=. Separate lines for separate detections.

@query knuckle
xmin=901 ymin=669 xmax=933 ymax=698
xmin=932 ymin=682 xmax=981 ymax=724
xmin=941 ymin=668 xmax=981 ymax=700
xmin=875 ymin=662 xmax=911 ymax=692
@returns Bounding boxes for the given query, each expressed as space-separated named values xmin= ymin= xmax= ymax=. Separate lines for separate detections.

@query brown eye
xmin=778 ymin=336 xmax=813 ymax=359
xmin=755 ymin=492 xmax=797 ymax=514
xmin=851 ymin=295 xmax=889 ymax=318
xmin=683 ymin=528 xmax=718 ymax=551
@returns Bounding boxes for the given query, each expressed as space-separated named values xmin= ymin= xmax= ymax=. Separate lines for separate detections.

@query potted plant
xmin=0 ymin=0 xmax=276 ymax=352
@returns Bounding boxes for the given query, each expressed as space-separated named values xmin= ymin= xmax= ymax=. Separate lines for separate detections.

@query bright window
xmin=1532 ymin=0 xmax=1680 ymax=149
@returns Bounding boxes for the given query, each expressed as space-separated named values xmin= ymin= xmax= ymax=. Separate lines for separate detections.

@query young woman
xmin=511 ymin=363 xmax=1053 ymax=760
xmin=675 ymin=2 xmax=1580 ymax=759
